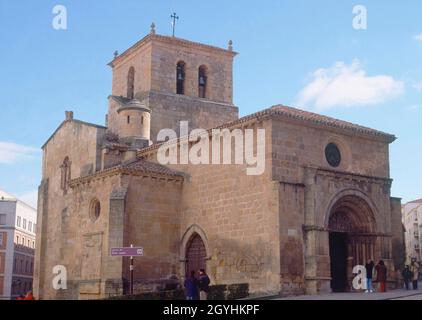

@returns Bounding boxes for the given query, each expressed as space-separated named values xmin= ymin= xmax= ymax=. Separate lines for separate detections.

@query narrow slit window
xmin=127 ymin=67 xmax=135 ymax=99
xmin=198 ymin=65 xmax=207 ymax=98
xmin=176 ymin=61 xmax=185 ymax=95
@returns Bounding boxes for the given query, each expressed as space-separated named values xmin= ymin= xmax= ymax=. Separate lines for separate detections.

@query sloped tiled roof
xmin=121 ymin=158 xmax=183 ymax=177
xmin=270 ymin=105 xmax=396 ymax=141
xmin=407 ymin=199 xmax=422 ymax=204
xmin=138 ymin=104 xmax=397 ymax=156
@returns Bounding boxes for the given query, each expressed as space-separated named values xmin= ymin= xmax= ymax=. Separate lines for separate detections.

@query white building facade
xmin=0 ymin=189 xmax=37 ymax=300
xmin=402 ymin=199 xmax=422 ymax=263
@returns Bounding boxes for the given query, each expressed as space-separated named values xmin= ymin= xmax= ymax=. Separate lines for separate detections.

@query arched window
xmin=60 ymin=157 xmax=71 ymax=193
xmin=127 ymin=67 xmax=135 ymax=99
xmin=89 ymin=198 xmax=101 ymax=222
xmin=198 ymin=65 xmax=207 ymax=98
xmin=176 ymin=61 xmax=186 ymax=95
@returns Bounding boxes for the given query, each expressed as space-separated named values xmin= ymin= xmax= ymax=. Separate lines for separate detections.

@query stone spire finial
xmin=65 ymin=111 xmax=74 ymax=121
xmin=150 ymin=22 xmax=156 ymax=35
xmin=228 ymin=40 xmax=233 ymax=51
xmin=114 ymin=50 xmax=119 ymax=59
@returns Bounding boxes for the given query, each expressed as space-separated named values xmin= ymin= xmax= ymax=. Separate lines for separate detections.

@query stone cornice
xmin=279 ymin=181 xmax=306 ymax=188
xmin=68 ymin=165 xmax=184 ymax=188
xmin=308 ymin=165 xmax=393 ymax=185
xmin=147 ymin=90 xmax=237 ymax=108
xmin=270 ymin=106 xmax=396 ymax=143
xmin=68 ymin=167 xmax=121 ymax=187
xmin=109 ymin=33 xmax=237 ymax=68
xmin=302 ymin=225 xmax=393 ymax=237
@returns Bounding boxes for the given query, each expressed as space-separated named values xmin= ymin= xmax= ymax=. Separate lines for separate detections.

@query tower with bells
xmin=106 ymin=23 xmax=239 ymax=150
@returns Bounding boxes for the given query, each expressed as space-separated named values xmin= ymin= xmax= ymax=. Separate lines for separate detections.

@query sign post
xmin=110 ymin=245 xmax=144 ymax=295
xmin=130 ymin=244 xmax=134 ymax=295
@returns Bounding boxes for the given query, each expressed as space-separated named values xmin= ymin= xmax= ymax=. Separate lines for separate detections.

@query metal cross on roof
xmin=171 ymin=12 xmax=179 ymax=37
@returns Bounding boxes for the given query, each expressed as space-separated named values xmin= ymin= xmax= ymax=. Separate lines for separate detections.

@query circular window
xmin=89 ymin=199 xmax=101 ymax=222
xmin=325 ymin=143 xmax=341 ymax=167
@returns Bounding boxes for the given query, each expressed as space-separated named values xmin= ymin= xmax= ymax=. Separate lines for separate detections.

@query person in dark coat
xmin=198 ymin=269 xmax=210 ymax=300
xmin=410 ymin=258 xmax=420 ymax=290
xmin=402 ymin=265 xmax=413 ymax=290
xmin=375 ymin=260 xmax=387 ymax=292
xmin=365 ymin=259 xmax=375 ymax=293
xmin=184 ymin=271 xmax=199 ymax=300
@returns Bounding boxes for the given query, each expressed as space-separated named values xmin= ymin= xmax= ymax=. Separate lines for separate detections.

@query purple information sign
xmin=111 ymin=247 xmax=144 ymax=257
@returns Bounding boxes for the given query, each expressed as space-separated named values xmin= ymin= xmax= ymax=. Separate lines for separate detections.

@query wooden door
xmin=185 ymin=234 xmax=206 ymax=276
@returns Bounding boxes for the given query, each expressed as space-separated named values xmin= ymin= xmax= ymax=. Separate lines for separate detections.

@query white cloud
xmin=414 ymin=34 xmax=422 ymax=41
xmin=407 ymin=105 xmax=422 ymax=111
xmin=18 ymin=189 xmax=38 ymax=209
xmin=296 ymin=59 xmax=404 ymax=111
xmin=0 ymin=141 xmax=40 ymax=164
xmin=413 ymin=82 xmax=422 ymax=92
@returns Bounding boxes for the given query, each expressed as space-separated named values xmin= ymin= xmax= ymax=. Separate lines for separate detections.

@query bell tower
xmin=106 ymin=24 xmax=239 ymax=143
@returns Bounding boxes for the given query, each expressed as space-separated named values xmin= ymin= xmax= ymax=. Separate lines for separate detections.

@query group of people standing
xmin=184 ymin=269 xmax=210 ymax=300
xmin=365 ymin=258 xmax=420 ymax=293
xmin=402 ymin=258 xmax=420 ymax=290
xmin=365 ymin=260 xmax=387 ymax=293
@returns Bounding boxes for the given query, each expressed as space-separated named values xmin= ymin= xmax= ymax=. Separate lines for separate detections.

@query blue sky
xmin=0 ymin=0 xmax=421 ymax=207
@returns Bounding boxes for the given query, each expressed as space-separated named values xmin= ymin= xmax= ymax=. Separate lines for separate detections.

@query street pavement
xmin=274 ymin=288 xmax=422 ymax=300
xmin=392 ymin=293 xmax=422 ymax=300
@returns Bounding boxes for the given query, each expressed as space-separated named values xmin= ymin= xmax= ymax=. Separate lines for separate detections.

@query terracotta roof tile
xmin=270 ymin=105 xmax=396 ymax=141
xmin=407 ymin=199 xmax=422 ymax=204
xmin=121 ymin=159 xmax=183 ymax=177
xmin=138 ymin=104 xmax=396 ymax=156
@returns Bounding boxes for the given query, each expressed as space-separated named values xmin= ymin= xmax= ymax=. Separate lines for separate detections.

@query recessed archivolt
xmin=325 ymin=189 xmax=378 ymax=234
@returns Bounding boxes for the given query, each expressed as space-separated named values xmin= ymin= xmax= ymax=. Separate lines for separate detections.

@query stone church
xmin=34 ymin=26 xmax=405 ymax=299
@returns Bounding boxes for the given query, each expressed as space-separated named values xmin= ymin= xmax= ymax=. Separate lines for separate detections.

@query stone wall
xmin=147 ymin=91 xmax=238 ymax=142
xmin=390 ymin=197 xmax=405 ymax=270
xmin=277 ymin=182 xmax=306 ymax=296
xmin=121 ymin=174 xmax=183 ymax=289
xmin=110 ymin=35 xmax=235 ymax=104
xmin=150 ymin=37 xmax=235 ymax=104
xmin=140 ymin=118 xmax=281 ymax=296
xmin=270 ymin=118 xmax=391 ymax=183
xmin=34 ymin=120 xmax=107 ymax=300
xmin=111 ymin=41 xmax=152 ymax=98
xmin=268 ymin=116 xmax=397 ymax=293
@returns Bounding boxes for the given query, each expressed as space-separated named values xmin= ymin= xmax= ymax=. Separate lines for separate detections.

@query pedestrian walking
xmin=402 ymin=265 xmax=412 ymax=290
xmin=375 ymin=260 xmax=387 ymax=292
xmin=410 ymin=258 xmax=420 ymax=290
xmin=184 ymin=271 xmax=199 ymax=300
xmin=198 ymin=269 xmax=210 ymax=300
xmin=365 ymin=259 xmax=375 ymax=293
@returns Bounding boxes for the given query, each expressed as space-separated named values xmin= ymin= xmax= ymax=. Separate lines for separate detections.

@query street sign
xmin=111 ymin=247 xmax=144 ymax=257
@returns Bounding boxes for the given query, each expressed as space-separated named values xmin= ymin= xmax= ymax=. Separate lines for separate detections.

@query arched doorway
xmin=327 ymin=194 xmax=377 ymax=292
xmin=185 ymin=233 xmax=207 ymax=276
